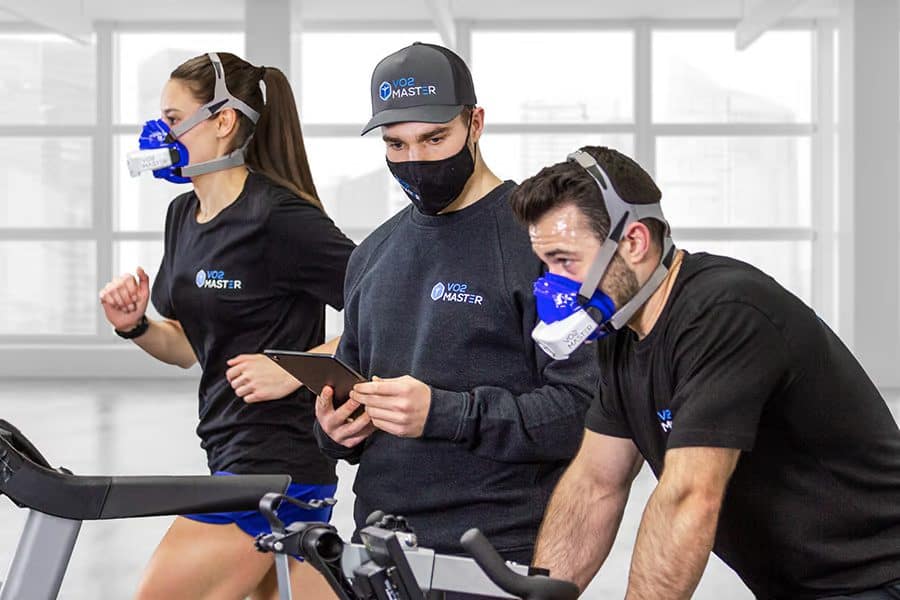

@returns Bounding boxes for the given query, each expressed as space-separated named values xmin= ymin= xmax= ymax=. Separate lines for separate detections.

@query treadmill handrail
xmin=0 ymin=420 xmax=290 ymax=520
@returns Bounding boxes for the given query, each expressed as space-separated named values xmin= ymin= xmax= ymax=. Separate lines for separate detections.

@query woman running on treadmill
xmin=99 ymin=52 xmax=354 ymax=599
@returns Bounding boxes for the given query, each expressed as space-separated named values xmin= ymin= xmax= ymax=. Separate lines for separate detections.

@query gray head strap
xmin=172 ymin=53 xmax=261 ymax=178
xmin=568 ymin=150 xmax=675 ymax=332
xmin=170 ymin=53 xmax=260 ymax=138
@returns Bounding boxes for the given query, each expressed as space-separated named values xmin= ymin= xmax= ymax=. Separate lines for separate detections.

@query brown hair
xmin=170 ymin=52 xmax=323 ymax=210
xmin=510 ymin=146 xmax=665 ymax=248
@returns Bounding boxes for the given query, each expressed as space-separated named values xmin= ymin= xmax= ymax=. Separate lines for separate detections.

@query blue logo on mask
xmin=138 ymin=119 xmax=190 ymax=184
xmin=431 ymin=282 xmax=445 ymax=300
xmin=532 ymin=273 xmax=616 ymax=340
xmin=195 ymin=270 xmax=207 ymax=288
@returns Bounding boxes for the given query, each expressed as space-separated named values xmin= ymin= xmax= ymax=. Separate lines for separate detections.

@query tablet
xmin=264 ymin=350 xmax=366 ymax=415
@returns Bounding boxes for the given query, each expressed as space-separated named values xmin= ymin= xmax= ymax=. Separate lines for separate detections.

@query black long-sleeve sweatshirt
xmin=315 ymin=180 xmax=597 ymax=558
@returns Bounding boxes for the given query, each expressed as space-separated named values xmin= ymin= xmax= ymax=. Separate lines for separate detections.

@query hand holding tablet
xmin=264 ymin=350 xmax=366 ymax=418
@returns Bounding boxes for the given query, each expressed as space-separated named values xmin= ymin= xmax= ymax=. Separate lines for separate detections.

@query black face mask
xmin=386 ymin=123 xmax=475 ymax=216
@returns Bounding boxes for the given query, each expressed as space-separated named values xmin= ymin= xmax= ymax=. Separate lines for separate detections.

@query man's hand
xmin=226 ymin=354 xmax=301 ymax=403
xmin=349 ymin=375 xmax=432 ymax=438
xmin=315 ymin=385 xmax=375 ymax=447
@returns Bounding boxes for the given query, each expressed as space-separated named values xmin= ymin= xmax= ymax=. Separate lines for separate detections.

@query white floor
xmin=1 ymin=379 xmax=897 ymax=599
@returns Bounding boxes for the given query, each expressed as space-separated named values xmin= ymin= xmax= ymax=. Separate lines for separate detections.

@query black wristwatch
xmin=115 ymin=315 xmax=150 ymax=339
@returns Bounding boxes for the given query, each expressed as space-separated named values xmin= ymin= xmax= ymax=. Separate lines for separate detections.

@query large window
xmin=651 ymin=29 xmax=815 ymax=302
xmin=0 ymin=33 xmax=97 ymax=340
xmin=0 ymin=21 xmax=833 ymax=342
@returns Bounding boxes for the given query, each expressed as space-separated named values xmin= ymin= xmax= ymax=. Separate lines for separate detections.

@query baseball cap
xmin=361 ymin=42 xmax=477 ymax=135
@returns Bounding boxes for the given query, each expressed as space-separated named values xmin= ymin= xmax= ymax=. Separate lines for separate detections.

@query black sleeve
xmin=584 ymin=372 xmax=634 ymax=439
xmin=666 ymin=302 xmax=791 ymax=451
xmin=265 ymin=196 xmax=356 ymax=310
xmin=314 ymin=245 xmax=366 ymax=463
xmin=313 ymin=421 xmax=365 ymax=464
xmin=422 ymin=341 xmax=595 ymax=463
xmin=151 ymin=199 xmax=178 ymax=320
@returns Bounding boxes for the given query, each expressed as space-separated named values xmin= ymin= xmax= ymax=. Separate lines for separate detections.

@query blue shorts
xmin=183 ymin=471 xmax=337 ymax=557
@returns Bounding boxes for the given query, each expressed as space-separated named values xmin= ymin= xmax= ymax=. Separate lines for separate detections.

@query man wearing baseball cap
xmin=313 ymin=41 xmax=596 ymax=578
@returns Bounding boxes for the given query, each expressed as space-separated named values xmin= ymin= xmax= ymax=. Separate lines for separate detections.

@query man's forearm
xmin=534 ymin=463 xmax=630 ymax=591
xmin=625 ymin=486 xmax=721 ymax=599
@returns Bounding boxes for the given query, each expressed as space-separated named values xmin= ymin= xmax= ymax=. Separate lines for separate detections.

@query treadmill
xmin=0 ymin=419 xmax=290 ymax=600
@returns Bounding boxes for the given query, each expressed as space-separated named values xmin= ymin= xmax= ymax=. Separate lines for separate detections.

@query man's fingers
xmin=342 ymin=423 xmax=377 ymax=447
xmin=370 ymin=418 xmax=404 ymax=437
xmin=363 ymin=405 xmax=405 ymax=424
xmin=334 ymin=398 xmax=363 ymax=421
xmin=333 ymin=411 xmax=373 ymax=439
xmin=350 ymin=392 xmax=402 ymax=411
xmin=315 ymin=387 xmax=335 ymax=418
xmin=234 ymin=384 xmax=254 ymax=398
xmin=352 ymin=379 xmax=408 ymax=396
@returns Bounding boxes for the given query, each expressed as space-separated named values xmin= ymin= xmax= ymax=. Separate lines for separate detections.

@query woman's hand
xmin=226 ymin=353 xmax=302 ymax=403
xmin=99 ymin=267 xmax=150 ymax=331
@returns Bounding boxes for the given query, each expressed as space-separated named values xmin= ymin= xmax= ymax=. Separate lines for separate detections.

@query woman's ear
xmin=216 ymin=107 xmax=239 ymax=139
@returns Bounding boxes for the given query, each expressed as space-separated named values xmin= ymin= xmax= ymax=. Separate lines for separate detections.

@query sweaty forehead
xmin=528 ymin=204 xmax=592 ymax=246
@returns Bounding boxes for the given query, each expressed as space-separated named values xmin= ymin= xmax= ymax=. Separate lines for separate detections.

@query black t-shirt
xmin=586 ymin=251 xmax=900 ymax=599
xmin=151 ymin=172 xmax=355 ymax=484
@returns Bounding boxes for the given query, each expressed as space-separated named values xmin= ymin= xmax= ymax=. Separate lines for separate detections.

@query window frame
xmin=0 ymin=17 xmax=837 ymax=343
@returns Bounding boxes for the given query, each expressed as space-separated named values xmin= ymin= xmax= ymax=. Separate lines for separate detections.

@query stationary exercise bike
xmin=254 ymin=493 xmax=580 ymax=600
xmin=0 ymin=419 xmax=291 ymax=600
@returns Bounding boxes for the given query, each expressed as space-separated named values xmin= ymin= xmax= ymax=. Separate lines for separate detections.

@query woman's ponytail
xmin=245 ymin=66 xmax=323 ymax=211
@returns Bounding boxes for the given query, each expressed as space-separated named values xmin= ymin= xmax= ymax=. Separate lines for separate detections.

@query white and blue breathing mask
xmin=531 ymin=150 xmax=676 ymax=360
xmin=126 ymin=53 xmax=261 ymax=184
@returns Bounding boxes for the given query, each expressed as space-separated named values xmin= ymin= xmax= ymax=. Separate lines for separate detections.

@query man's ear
xmin=621 ymin=220 xmax=654 ymax=265
xmin=469 ymin=106 xmax=485 ymax=145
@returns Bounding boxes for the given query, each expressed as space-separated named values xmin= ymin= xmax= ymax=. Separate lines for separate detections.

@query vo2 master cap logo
xmin=362 ymin=42 xmax=477 ymax=135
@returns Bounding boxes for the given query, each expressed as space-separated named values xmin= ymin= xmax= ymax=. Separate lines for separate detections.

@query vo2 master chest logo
xmin=430 ymin=281 xmax=484 ymax=305
xmin=195 ymin=269 xmax=243 ymax=290
xmin=657 ymin=409 xmax=673 ymax=433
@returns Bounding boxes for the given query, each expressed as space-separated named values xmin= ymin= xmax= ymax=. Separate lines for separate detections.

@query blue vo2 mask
xmin=532 ymin=150 xmax=676 ymax=360
xmin=126 ymin=52 xmax=261 ymax=184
